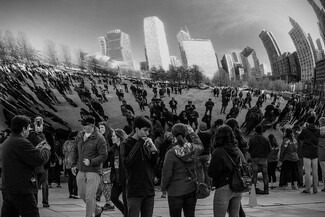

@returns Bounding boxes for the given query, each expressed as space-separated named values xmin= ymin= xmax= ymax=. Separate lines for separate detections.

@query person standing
xmin=298 ymin=116 xmax=320 ymax=194
xmin=122 ymin=116 xmax=158 ymax=217
xmin=1 ymin=115 xmax=51 ymax=217
xmin=71 ymin=115 xmax=108 ymax=217
xmin=248 ymin=125 xmax=271 ymax=194
xmin=161 ymin=123 xmax=203 ymax=217
xmin=267 ymin=134 xmax=279 ymax=189
xmin=204 ymin=98 xmax=214 ymax=116
xmin=169 ymin=97 xmax=178 ymax=114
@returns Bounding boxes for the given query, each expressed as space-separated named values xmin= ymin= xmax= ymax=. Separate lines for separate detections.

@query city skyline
xmin=0 ymin=0 xmax=320 ymax=73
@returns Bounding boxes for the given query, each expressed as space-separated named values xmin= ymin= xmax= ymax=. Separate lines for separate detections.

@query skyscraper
xmin=98 ymin=36 xmax=107 ymax=56
xmin=177 ymin=28 xmax=219 ymax=79
xmin=259 ymin=63 xmax=268 ymax=76
xmin=144 ymin=16 xmax=170 ymax=70
xmin=316 ymin=38 xmax=325 ymax=58
xmin=221 ymin=54 xmax=235 ymax=80
xmin=307 ymin=0 xmax=325 ymax=46
xmin=308 ymin=33 xmax=319 ymax=62
xmin=289 ymin=17 xmax=315 ymax=81
xmin=231 ymin=52 xmax=242 ymax=64
xmin=259 ymin=30 xmax=282 ymax=77
xmin=241 ymin=47 xmax=262 ymax=79
xmin=106 ymin=29 xmax=134 ymax=69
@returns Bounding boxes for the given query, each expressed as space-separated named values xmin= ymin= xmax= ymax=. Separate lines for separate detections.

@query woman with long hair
xmin=279 ymin=128 xmax=299 ymax=190
xmin=97 ymin=121 xmax=115 ymax=210
xmin=267 ymin=134 xmax=279 ymax=189
xmin=110 ymin=129 xmax=129 ymax=217
xmin=208 ymin=125 xmax=246 ymax=217
xmin=161 ymin=123 xmax=203 ymax=217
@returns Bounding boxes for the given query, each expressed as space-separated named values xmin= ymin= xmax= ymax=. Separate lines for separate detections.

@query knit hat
xmin=172 ymin=123 xmax=187 ymax=138
xmin=307 ymin=115 xmax=316 ymax=124
xmin=80 ymin=115 xmax=95 ymax=126
xmin=199 ymin=122 xmax=207 ymax=131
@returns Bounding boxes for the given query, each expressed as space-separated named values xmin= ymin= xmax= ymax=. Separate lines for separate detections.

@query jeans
xmin=111 ymin=182 xmax=128 ymax=217
xmin=76 ymin=171 xmax=102 ymax=217
xmin=251 ymin=158 xmax=269 ymax=191
xmin=1 ymin=192 xmax=39 ymax=217
xmin=127 ymin=195 xmax=154 ymax=217
xmin=167 ymin=190 xmax=196 ymax=217
xmin=197 ymin=155 xmax=211 ymax=188
xmin=213 ymin=184 xmax=242 ymax=217
xmin=320 ymin=161 xmax=325 ymax=185
xmin=67 ymin=169 xmax=78 ymax=196
xmin=303 ymin=158 xmax=318 ymax=192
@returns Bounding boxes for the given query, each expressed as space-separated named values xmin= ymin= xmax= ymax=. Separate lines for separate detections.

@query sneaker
xmin=321 ymin=188 xmax=325 ymax=192
xmin=301 ymin=190 xmax=310 ymax=194
xmin=313 ymin=189 xmax=318 ymax=194
xmin=256 ymin=188 xmax=265 ymax=194
xmin=72 ymin=195 xmax=80 ymax=199
xmin=43 ymin=203 xmax=50 ymax=208
xmin=57 ymin=185 xmax=61 ymax=188
xmin=103 ymin=203 xmax=115 ymax=211
xmin=69 ymin=195 xmax=74 ymax=199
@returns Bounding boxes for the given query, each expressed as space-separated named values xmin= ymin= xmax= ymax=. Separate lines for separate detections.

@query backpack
xmin=223 ymin=148 xmax=250 ymax=193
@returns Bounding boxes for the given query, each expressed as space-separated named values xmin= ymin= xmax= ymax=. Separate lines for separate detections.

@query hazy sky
xmin=0 ymin=0 xmax=321 ymax=71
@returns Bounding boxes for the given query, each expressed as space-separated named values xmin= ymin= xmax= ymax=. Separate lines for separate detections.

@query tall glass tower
xmin=144 ymin=16 xmax=170 ymax=70
xmin=259 ymin=30 xmax=282 ymax=76
xmin=289 ymin=17 xmax=315 ymax=81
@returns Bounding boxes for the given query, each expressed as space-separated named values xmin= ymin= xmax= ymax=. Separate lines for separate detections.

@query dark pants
xmin=67 ymin=169 xmax=78 ymax=196
xmin=111 ymin=182 xmax=128 ymax=217
xmin=205 ymin=108 xmax=212 ymax=116
xmin=127 ymin=195 xmax=154 ymax=217
xmin=42 ymin=169 xmax=49 ymax=205
xmin=167 ymin=190 xmax=196 ymax=217
xmin=281 ymin=160 xmax=298 ymax=185
xmin=1 ymin=192 xmax=39 ymax=217
xmin=297 ymin=158 xmax=304 ymax=186
xmin=267 ymin=161 xmax=277 ymax=183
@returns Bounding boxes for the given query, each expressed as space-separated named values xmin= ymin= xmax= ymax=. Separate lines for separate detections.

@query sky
xmin=0 ymin=0 xmax=322 ymax=72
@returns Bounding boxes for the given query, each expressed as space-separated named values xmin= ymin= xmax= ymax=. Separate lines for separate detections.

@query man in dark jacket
xmin=1 ymin=115 xmax=51 ymax=217
xmin=204 ymin=98 xmax=214 ymax=116
xmin=71 ymin=115 xmax=108 ymax=217
xmin=122 ymin=116 xmax=158 ymax=217
xmin=248 ymin=125 xmax=271 ymax=194
xmin=298 ymin=116 xmax=320 ymax=193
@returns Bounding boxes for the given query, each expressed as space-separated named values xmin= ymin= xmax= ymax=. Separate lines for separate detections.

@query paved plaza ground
xmin=1 ymin=77 xmax=325 ymax=216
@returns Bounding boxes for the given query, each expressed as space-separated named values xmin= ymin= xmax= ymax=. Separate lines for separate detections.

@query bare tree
xmin=0 ymin=30 xmax=8 ymax=64
xmin=60 ymin=44 xmax=72 ymax=68
xmin=4 ymin=30 xmax=19 ymax=62
xmin=44 ymin=40 xmax=59 ymax=66
xmin=16 ymin=31 xmax=36 ymax=63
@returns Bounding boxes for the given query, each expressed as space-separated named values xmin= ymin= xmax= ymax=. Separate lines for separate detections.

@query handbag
xmin=179 ymin=158 xmax=210 ymax=199
xmin=223 ymin=148 xmax=250 ymax=193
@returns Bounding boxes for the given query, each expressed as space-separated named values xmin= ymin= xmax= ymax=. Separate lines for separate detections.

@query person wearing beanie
xmin=318 ymin=117 xmax=325 ymax=192
xmin=298 ymin=115 xmax=320 ymax=194
xmin=161 ymin=123 xmax=203 ymax=217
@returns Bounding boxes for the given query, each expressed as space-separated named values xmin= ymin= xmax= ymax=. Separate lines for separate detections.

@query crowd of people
xmin=0 ymin=62 xmax=325 ymax=217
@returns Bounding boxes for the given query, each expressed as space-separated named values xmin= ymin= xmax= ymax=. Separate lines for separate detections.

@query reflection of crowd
xmin=1 ymin=61 xmax=325 ymax=217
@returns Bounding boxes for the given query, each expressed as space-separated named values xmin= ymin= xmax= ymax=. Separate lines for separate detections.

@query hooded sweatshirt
xmin=298 ymin=124 xmax=320 ymax=159
xmin=161 ymin=132 xmax=202 ymax=196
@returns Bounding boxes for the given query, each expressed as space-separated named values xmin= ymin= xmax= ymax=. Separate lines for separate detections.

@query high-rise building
xmin=307 ymin=0 xmax=325 ymax=47
xmin=144 ymin=16 xmax=170 ymax=70
xmin=288 ymin=51 xmax=301 ymax=82
xmin=307 ymin=33 xmax=319 ymax=62
xmin=259 ymin=64 xmax=268 ymax=76
xmin=241 ymin=47 xmax=261 ymax=79
xmin=221 ymin=54 xmax=235 ymax=81
xmin=231 ymin=52 xmax=242 ymax=64
xmin=98 ymin=36 xmax=107 ymax=56
xmin=316 ymin=38 xmax=325 ymax=59
xmin=170 ymin=56 xmax=181 ymax=67
xmin=177 ymin=28 xmax=219 ymax=79
xmin=106 ymin=29 xmax=133 ymax=69
xmin=259 ymin=30 xmax=282 ymax=77
xmin=289 ymin=17 xmax=315 ymax=81
xmin=315 ymin=58 xmax=325 ymax=95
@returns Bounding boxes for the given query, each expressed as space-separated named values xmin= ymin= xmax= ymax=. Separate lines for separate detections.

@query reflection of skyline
xmin=0 ymin=0 xmax=320 ymax=71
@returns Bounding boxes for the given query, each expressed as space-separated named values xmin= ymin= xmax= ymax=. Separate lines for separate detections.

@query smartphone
xmin=35 ymin=117 xmax=43 ymax=127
